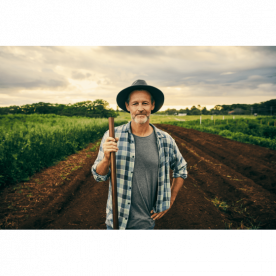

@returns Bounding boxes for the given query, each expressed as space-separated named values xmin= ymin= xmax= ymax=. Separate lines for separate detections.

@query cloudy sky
xmin=1 ymin=46 xmax=276 ymax=111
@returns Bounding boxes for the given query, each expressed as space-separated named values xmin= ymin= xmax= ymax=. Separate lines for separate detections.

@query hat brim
xmin=116 ymin=85 xmax=164 ymax=114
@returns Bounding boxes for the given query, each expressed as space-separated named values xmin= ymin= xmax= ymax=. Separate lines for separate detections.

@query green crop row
xmin=0 ymin=114 xmax=128 ymax=189
xmin=165 ymin=117 xmax=276 ymax=139
xmin=166 ymin=119 xmax=276 ymax=151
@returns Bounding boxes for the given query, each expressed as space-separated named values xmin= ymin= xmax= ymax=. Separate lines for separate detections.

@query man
xmin=91 ymin=80 xmax=188 ymax=230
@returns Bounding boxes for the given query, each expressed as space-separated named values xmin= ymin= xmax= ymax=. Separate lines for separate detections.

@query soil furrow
xmin=156 ymin=124 xmax=276 ymax=229
xmin=157 ymin=124 xmax=276 ymax=193
xmin=176 ymin=143 xmax=274 ymax=229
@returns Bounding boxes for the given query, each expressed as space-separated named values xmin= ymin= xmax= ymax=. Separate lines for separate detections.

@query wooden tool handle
xmin=108 ymin=117 xmax=119 ymax=229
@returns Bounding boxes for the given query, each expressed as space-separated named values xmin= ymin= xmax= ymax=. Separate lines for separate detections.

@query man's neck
xmin=130 ymin=120 xmax=153 ymax=137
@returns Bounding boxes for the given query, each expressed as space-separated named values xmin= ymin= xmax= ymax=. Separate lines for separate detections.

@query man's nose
xmin=137 ymin=104 xmax=144 ymax=111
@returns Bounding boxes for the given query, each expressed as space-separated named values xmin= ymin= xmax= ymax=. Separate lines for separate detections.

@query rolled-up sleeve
xmin=170 ymin=138 xmax=188 ymax=180
xmin=91 ymin=131 xmax=111 ymax=182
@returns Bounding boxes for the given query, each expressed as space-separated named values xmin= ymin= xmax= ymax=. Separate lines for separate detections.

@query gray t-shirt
xmin=126 ymin=130 xmax=159 ymax=229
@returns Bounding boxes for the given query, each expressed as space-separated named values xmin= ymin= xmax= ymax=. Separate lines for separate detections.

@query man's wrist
xmin=102 ymin=156 xmax=111 ymax=165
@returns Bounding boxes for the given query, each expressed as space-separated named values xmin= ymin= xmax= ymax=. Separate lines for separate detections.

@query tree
xmin=92 ymin=99 xmax=110 ymax=110
xmin=214 ymin=105 xmax=223 ymax=111
xmin=201 ymin=107 xmax=209 ymax=115
xmin=21 ymin=104 xmax=35 ymax=114
xmin=165 ymin=108 xmax=178 ymax=115
xmin=190 ymin=105 xmax=201 ymax=115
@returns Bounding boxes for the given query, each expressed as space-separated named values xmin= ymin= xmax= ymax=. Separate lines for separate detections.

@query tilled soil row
xmin=0 ymin=141 xmax=101 ymax=229
xmin=2 ymin=125 xmax=276 ymax=229
xmin=155 ymin=124 xmax=276 ymax=229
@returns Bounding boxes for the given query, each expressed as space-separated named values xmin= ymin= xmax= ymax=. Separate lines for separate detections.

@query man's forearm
xmin=171 ymin=177 xmax=185 ymax=202
xmin=96 ymin=157 xmax=111 ymax=176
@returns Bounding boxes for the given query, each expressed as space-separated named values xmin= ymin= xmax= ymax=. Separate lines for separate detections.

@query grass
xmin=205 ymin=196 xmax=262 ymax=229
xmin=89 ymin=141 xmax=101 ymax=152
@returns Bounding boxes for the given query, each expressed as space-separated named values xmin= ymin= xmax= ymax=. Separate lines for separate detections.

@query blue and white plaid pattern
xmin=91 ymin=121 xmax=188 ymax=230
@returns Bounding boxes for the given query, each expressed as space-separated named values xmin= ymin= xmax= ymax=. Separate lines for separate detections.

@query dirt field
xmin=1 ymin=124 xmax=276 ymax=230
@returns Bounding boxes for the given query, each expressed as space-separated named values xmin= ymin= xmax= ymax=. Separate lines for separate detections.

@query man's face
xmin=125 ymin=90 xmax=155 ymax=124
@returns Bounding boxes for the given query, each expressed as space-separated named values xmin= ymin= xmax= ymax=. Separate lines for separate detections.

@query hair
xmin=125 ymin=90 xmax=155 ymax=105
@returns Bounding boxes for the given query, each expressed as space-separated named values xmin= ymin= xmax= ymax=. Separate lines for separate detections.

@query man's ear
xmin=125 ymin=102 xmax=130 ymax=112
xmin=151 ymin=100 xmax=155 ymax=111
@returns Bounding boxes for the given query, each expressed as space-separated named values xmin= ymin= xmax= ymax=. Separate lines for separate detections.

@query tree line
xmin=2 ymin=98 xmax=276 ymax=117
xmin=155 ymin=99 xmax=276 ymax=116
xmin=0 ymin=100 xmax=118 ymax=118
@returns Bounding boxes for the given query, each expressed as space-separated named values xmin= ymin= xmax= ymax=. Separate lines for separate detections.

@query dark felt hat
xmin=116 ymin=80 xmax=164 ymax=114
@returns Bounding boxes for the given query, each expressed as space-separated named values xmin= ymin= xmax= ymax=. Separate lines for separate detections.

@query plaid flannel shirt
xmin=91 ymin=121 xmax=188 ymax=230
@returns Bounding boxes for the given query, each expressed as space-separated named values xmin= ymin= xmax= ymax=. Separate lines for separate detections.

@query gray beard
xmin=132 ymin=114 xmax=150 ymax=124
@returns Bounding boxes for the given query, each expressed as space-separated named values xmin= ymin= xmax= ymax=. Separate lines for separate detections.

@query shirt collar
xmin=123 ymin=121 xmax=165 ymax=139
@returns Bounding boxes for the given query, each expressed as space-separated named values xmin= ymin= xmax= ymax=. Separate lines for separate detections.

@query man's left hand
xmin=150 ymin=198 xmax=175 ymax=220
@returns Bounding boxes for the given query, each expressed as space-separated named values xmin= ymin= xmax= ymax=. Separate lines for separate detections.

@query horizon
xmin=2 ymin=99 xmax=275 ymax=112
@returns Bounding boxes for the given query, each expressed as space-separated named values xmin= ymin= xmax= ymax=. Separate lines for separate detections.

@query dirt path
xmin=1 ymin=124 xmax=276 ymax=229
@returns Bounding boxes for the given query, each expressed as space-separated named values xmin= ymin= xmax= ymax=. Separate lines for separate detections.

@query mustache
xmin=135 ymin=113 xmax=147 ymax=116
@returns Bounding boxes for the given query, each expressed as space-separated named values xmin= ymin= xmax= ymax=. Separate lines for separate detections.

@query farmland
xmin=0 ymin=114 xmax=128 ymax=188
xmin=166 ymin=117 xmax=276 ymax=150
xmin=0 ymin=114 xmax=276 ymax=229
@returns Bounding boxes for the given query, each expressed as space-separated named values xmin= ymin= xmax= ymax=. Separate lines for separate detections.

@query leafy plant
xmin=0 ymin=114 xmax=128 ymax=188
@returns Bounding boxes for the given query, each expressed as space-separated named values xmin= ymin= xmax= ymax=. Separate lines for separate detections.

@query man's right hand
xmin=103 ymin=137 xmax=119 ymax=162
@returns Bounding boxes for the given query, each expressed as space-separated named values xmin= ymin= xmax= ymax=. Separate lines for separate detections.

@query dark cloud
xmin=0 ymin=47 xmax=69 ymax=90
xmin=71 ymin=71 xmax=92 ymax=80
xmin=245 ymin=46 xmax=276 ymax=55
xmin=96 ymin=46 xmax=166 ymax=57
xmin=0 ymin=67 xmax=68 ymax=90
xmin=179 ymin=66 xmax=276 ymax=87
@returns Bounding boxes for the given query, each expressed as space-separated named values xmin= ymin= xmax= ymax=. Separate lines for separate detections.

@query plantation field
xmin=167 ymin=117 xmax=276 ymax=150
xmin=2 ymin=123 xmax=275 ymax=229
xmin=0 ymin=114 xmax=128 ymax=188
xmin=1 ymin=116 xmax=276 ymax=229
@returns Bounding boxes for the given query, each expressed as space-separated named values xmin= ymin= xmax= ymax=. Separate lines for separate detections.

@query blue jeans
xmin=106 ymin=224 xmax=155 ymax=230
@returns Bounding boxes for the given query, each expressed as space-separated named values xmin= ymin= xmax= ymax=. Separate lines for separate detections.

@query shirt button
xmin=132 ymin=156 xmax=134 ymax=158
xmin=129 ymin=187 xmax=131 ymax=189
xmin=128 ymin=202 xmax=130 ymax=204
